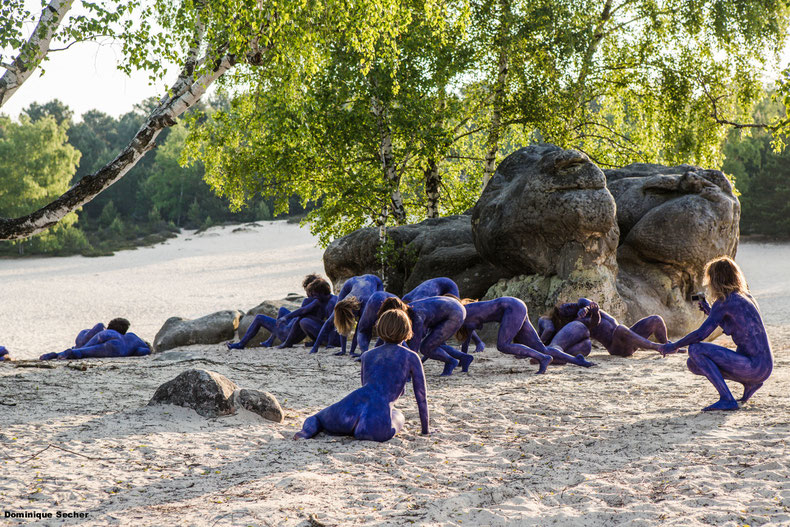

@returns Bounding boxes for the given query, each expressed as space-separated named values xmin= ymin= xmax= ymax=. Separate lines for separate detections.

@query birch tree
xmin=0 ymin=0 xmax=400 ymax=240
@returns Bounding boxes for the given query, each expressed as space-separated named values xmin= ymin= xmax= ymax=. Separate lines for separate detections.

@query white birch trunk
xmin=0 ymin=0 xmax=75 ymax=109
xmin=0 ymin=54 xmax=234 ymax=240
xmin=371 ymin=96 xmax=406 ymax=225
xmin=482 ymin=0 xmax=511 ymax=190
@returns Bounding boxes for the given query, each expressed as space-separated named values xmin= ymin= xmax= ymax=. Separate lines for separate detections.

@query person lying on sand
xmin=659 ymin=256 xmax=773 ymax=411
xmin=310 ymin=274 xmax=384 ymax=356
xmin=294 ymin=304 xmax=429 ymax=442
xmin=228 ymin=274 xmax=336 ymax=349
xmin=539 ymin=298 xmax=667 ymax=357
xmin=0 ymin=346 xmax=11 ymax=361
xmin=40 ymin=318 xmax=150 ymax=360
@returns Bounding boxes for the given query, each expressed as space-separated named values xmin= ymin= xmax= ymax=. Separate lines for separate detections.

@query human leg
xmin=439 ymin=344 xmax=473 ymax=372
xmin=630 ymin=315 xmax=668 ymax=343
xmin=686 ymin=342 xmax=762 ymax=411
xmin=608 ymin=324 xmax=663 ymax=356
xmin=499 ymin=308 xmax=552 ymax=374
xmin=230 ymin=314 xmax=277 ymax=349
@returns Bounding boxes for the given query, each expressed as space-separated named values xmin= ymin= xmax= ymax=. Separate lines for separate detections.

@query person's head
xmin=302 ymin=273 xmax=323 ymax=291
xmin=334 ymin=296 xmax=362 ymax=337
xmin=107 ymin=317 xmax=130 ymax=334
xmin=376 ymin=297 xmax=411 ymax=320
xmin=546 ymin=305 xmax=577 ymax=332
xmin=375 ymin=308 xmax=414 ymax=343
xmin=704 ymin=256 xmax=748 ymax=300
xmin=306 ymin=277 xmax=332 ymax=297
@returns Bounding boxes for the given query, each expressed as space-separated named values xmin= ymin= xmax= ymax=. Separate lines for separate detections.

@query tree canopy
xmin=1 ymin=0 xmax=789 ymax=243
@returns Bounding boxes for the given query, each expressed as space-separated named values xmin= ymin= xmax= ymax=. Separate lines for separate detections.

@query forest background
xmin=2 ymin=0 xmax=790 ymax=257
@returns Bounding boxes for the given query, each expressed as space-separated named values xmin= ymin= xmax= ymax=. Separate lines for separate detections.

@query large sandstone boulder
xmin=605 ymin=164 xmax=740 ymax=334
xmin=149 ymin=369 xmax=284 ymax=422
xmin=149 ymin=369 xmax=239 ymax=417
xmin=153 ymin=310 xmax=244 ymax=352
xmin=323 ymin=215 xmax=502 ymax=299
xmin=473 ymin=145 xmax=625 ymax=319
xmin=237 ymin=297 xmax=305 ymax=345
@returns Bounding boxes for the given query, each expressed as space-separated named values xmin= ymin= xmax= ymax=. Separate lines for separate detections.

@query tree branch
xmin=0 ymin=0 xmax=75 ymax=108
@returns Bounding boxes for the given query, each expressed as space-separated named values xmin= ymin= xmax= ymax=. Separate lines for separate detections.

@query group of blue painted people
xmin=3 ymin=255 xmax=771 ymax=442
xmin=219 ymin=256 xmax=773 ymax=441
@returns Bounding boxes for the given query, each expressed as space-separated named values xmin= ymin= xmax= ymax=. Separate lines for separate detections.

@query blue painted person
xmin=659 ymin=256 xmax=773 ymax=411
xmin=310 ymin=274 xmax=384 ymax=355
xmin=40 ymin=318 xmax=150 ymax=360
xmin=0 ymin=346 xmax=10 ymax=361
xmin=228 ymin=274 xmax=335 ymax=349
xmin=459 ymin=297 xmax=554 ymax=374
xmin=381 ymin=296 xmax=473 ymax=376
xmin=539 ymin=298 xmax=667 ymax=357
xmin=294 ymin=304 xmax=429 ymax=442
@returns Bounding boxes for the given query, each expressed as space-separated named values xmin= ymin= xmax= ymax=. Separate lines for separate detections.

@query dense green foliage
xmin=722 ymin=96 xmax=790 ymax=237
xmin=184 ymin=0 xmax=790 ymax=246
xmin=0 ymin=98 xmax=294 ymax=257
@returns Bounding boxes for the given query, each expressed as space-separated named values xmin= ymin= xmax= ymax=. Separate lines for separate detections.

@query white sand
xmin=0 ymin=221 xmax=324 ymax=360
xmin=0 ymin=230 xmax=788 ymax=526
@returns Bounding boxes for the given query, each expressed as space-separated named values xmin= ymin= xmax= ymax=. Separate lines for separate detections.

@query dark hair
xmin=546 ymin=305 xmax=577 ymax=332
xmin=375 ymin=309 xmax=413 ymax=343
xmin=376 ymin=297 xmax=412 ymax=320
xmin=306 ymin=277 xmax=331 ymax=297
xmin=705 ymin=256 xmax=748 ymax=300
xmin=334 ymin=296 xmax=361 ymax=337
xmin=107 ymin=318 xmax=130 ymax=335
xmin=302 ymin=273 xmax=323 ymax=290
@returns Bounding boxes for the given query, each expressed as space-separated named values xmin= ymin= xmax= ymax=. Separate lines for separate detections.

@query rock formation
xmin=605 ymin=164 xmax=740 ymax=333
xmin=321 ymin=145 xmax=740 ymax=335
xmin=153 ymin=310 xmax=243 ymax=353
xmin=473 ymin=145 xmax=625 ymax=320
xmin=323 ymin=215 xmax=502 ymax=299
xmin=149 ymin=369 xmax=284 ymax=422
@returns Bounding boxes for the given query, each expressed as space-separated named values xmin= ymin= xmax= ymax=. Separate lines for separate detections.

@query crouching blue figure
xmin=659 ymin=257 xmax=773 ymax=411
xmin=294 ymin=304 xmax=429 ymax=442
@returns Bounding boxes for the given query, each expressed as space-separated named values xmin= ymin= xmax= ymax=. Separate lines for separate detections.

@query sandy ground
xmin=0 ymin=222 xmax=324 ymax=361
xmin=0 ymin=230 xmax=788 ymax=526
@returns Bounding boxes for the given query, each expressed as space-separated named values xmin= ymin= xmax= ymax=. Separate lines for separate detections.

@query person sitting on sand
xmin=0 ymin=346 xmax=10 ymax=361
xmin=659 ymin=256 xmax=773 ymax=411
xmin=294 ymin=304 xmax=429 ymax=442
xmin=458 ymin=297 xmax=553 ymax=374
xmin=310 ymin=274 xmax=384 ymax=356
xmin=40 ymin=318 xmax=150 ymax=360
xmin=381 ymin=296 xmax=474 ymax=376
xmin=538 ymin=298 xmax=667 ymax=357
xmin=229 ymin=274 xmax=335 ymax=349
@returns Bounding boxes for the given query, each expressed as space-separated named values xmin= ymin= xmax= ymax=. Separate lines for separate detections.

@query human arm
xmin=659 ymin=305 xmax=722 ymax=355
xmin=698 ymin=297 xmax=712 ymax=316
xmin=309 ymin=315 xmax=335 ymax=354
xmin=410 ymin=354 xmax=430 ymax=435
xmin=76 ymin=323 xmax=105 ymax=347
xmin=280 ymin=298 xmax=320 ymax=321
xmin=537 ymin=317 xmax=555 ymax=344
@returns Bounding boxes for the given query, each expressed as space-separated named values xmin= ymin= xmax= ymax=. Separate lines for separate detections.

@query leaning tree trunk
xmin=0 ymin=15 xmax=272 ymax=241
xmin=482 ymin=0 xmax=511 ymax=190
xmin=0 ymin=0 xmax=74 ymax=109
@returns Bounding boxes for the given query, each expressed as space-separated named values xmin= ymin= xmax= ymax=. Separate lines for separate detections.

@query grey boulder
xmin=153 ymin=310 xmax=244 ymax=352
xmin=149 ymin=369 xmax=284 ymax=422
